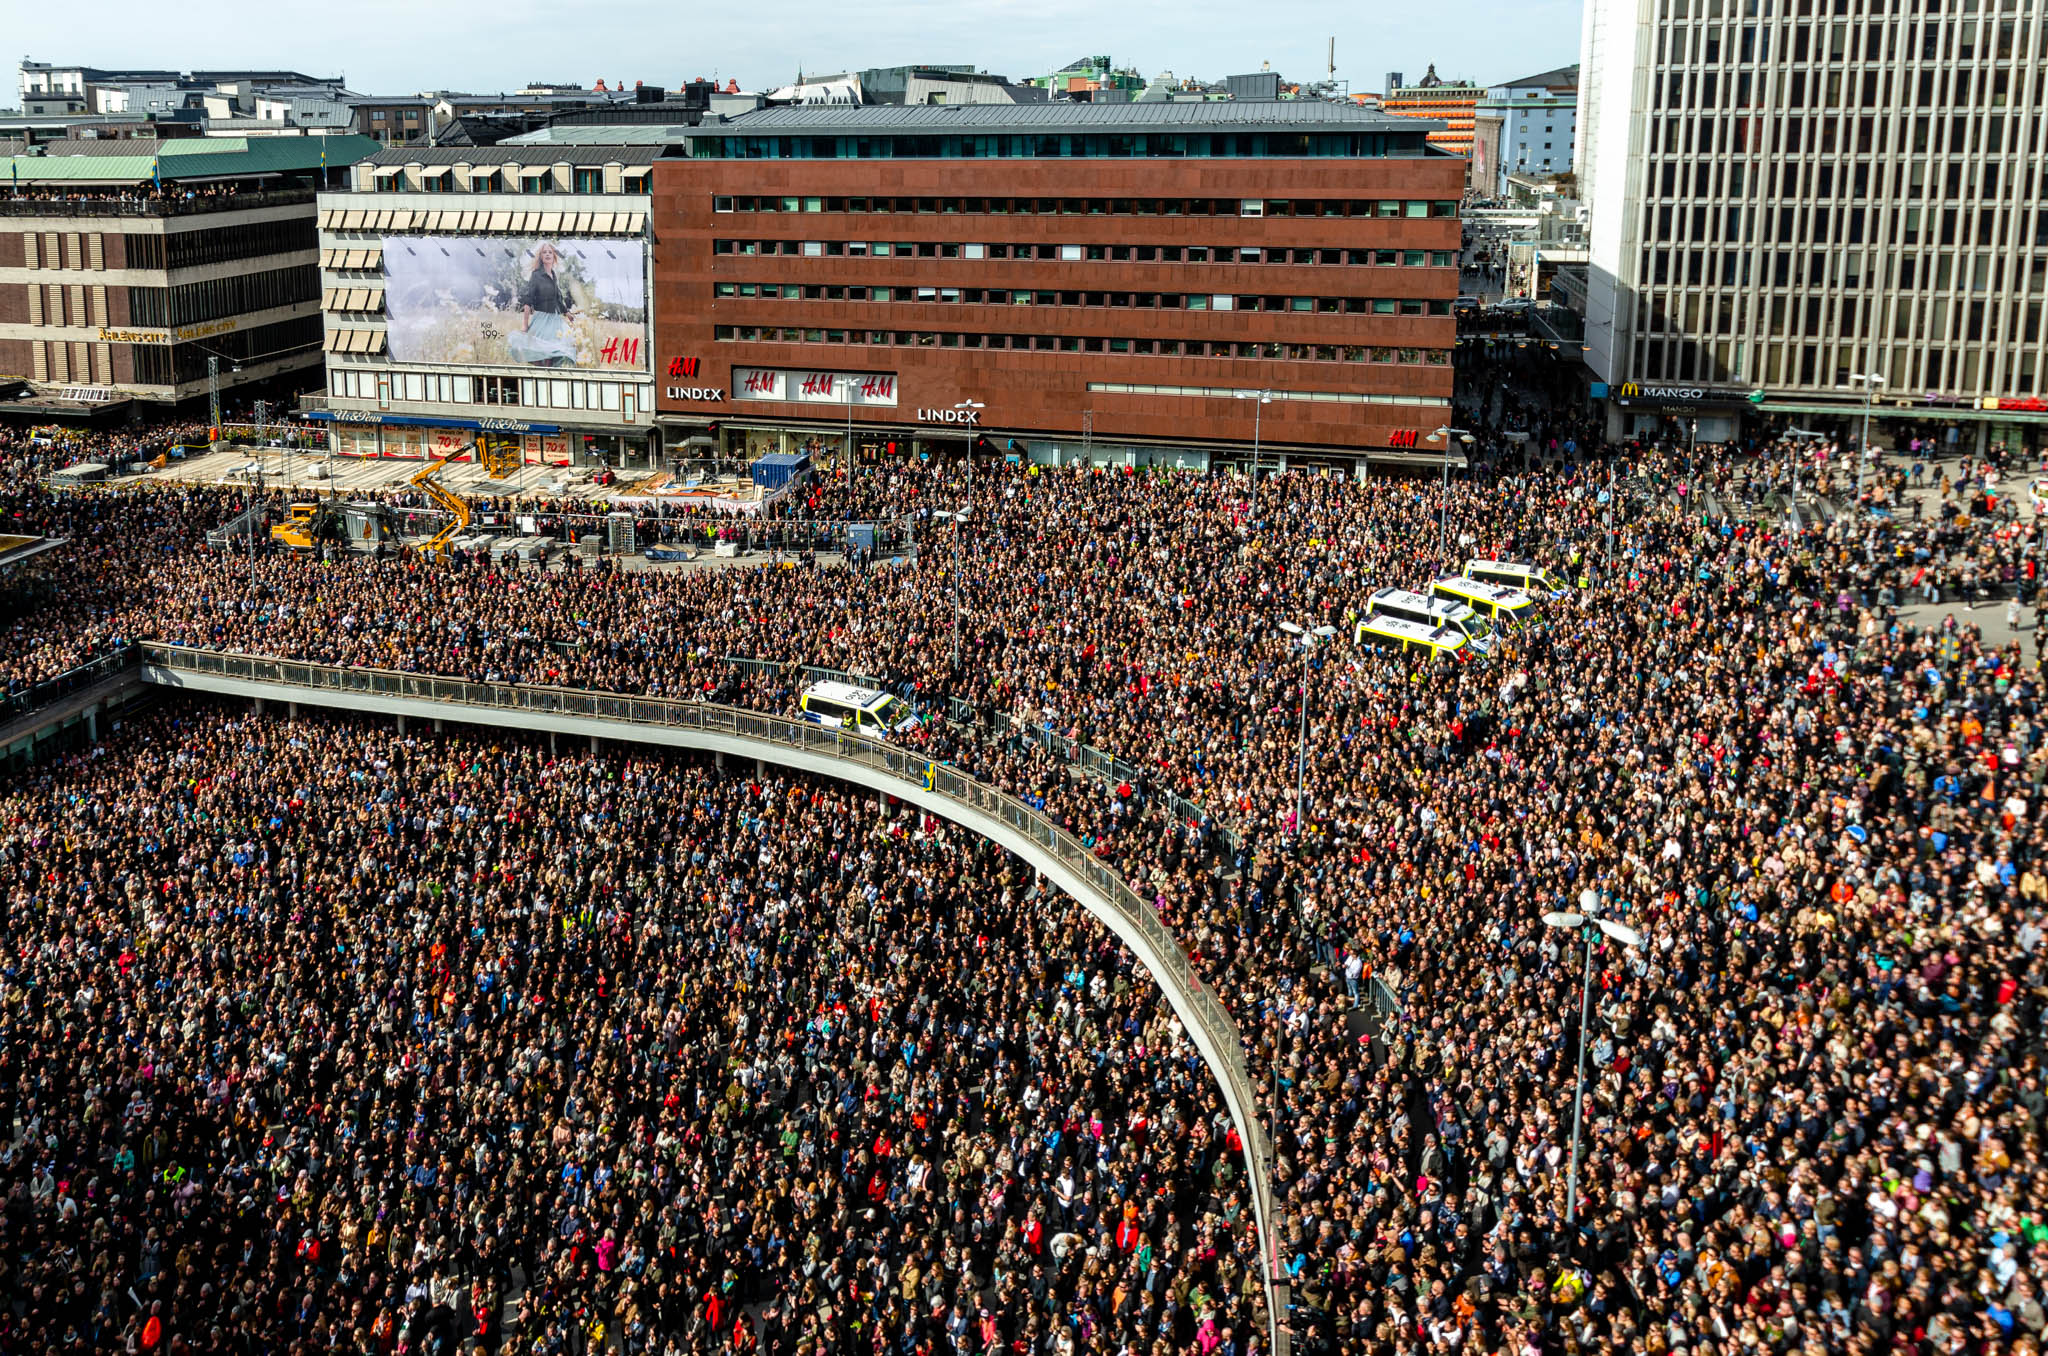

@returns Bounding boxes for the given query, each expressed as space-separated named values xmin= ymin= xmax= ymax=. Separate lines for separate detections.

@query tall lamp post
xmin=954 ymin=399 xmax=985 ymax=495
xmin=1277 ymin=620 xmax=1337 ymax=842
xmin=932 ymin=506 xmax=971 ymax=671
xmin=1848 ymin=372 xmax=1885 ymax=504
xmin=1428 ymin=426 xmax=1476 ymax=557
xmin=1540 ymin=889 xmax=1643 ymax=1233
xmin=1236 ymin=389 xmax=1273 ymax=488
xmin=1784 ymin=426 xmax=1825 ymax=529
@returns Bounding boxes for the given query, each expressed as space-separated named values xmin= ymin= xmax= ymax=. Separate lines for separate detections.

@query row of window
xmin=422 ymin=168 xmax=615 ymax=195
xmin=712 ymin=282 xmax=1454 ymax=316
xmin=711 ymin=325 xmax=1452 ymax=365
xmin=713 ymin=195 xmax=1460 ymax=220
xmin=1640 ymin=244 xmax=2048 ymax=295
xmin=160 ymin=218 xmax=316 ymax=271
xmin=328 ymin=365 xmax=654 ymax=414
xmin=1656 ymin=9 xmax=2031 ymax=65
xmin=711 ymin=239 xmax=1456 ymax=267
xmin=131 ymin=315 xmax=322 ymax=385
xmin=129 ymin=265 xmax=319 ymax=328
xmin=692 ymin=131 xmax=1430 ymax=162
xmin=1632 ymin=335 xmax=2037 ymax=401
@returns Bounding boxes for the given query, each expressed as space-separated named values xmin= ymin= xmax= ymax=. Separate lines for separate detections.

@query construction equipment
xmin=482 ymin=435 xmax=523 ymax=480
xmin=271 ymin=501 xmax=339 ymax=551
xmin=410 ymin=457 xmax=471 ymax=554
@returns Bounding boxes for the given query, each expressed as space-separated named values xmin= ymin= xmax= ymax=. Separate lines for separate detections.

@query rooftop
xmin=1495 ymin=64 xmax=1580 ymax=91
xmin=704 ymin=100 xmax=1417 ymax=135
xmin=359 ymin=143 xmax=663 ymax=165
xmin=0 ymin=134 xmax=383 ymax=189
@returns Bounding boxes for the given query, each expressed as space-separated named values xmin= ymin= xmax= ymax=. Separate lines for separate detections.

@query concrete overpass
xmin=132 ymin=643 xmax=1291 ymax=1351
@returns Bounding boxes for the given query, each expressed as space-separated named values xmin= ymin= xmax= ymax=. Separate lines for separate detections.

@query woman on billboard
xmin=508 ymin=242 xmax=580 ymax=367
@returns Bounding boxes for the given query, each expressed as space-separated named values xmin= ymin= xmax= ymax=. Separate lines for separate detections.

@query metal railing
xmin=0 ymin=188 xmax=318 ymax=219
xmin=716 ymin=654 xmax=1236 ymax=851
xmin=135 ymin=641 xmax=1283 ymax=1344
xmin=1 ymin=646 xmax=138 ymax=722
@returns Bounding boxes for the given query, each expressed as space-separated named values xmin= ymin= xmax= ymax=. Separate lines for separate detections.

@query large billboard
xmin=380 ymin=235 xmax=648 ymax=373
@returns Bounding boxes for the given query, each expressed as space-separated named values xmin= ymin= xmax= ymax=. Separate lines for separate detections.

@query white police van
xmin=799 ymin=681 xmax=921 ymax=736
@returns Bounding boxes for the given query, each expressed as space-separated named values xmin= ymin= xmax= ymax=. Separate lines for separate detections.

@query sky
xmin=11 ymin=0 xmax=1583 ymax=100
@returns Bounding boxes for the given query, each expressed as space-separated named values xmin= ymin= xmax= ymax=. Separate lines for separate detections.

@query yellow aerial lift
xmin=410 ymin=457 xmax=471 ymax=553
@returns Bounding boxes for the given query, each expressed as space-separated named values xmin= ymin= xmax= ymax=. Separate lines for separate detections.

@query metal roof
xmin=0 ymin=134 xmax=384 ymax=184
xmin=362 ymin=143 xmax=663 ymax=166
xmin=702 ymin=100 xmax=1421 ymax=136
xmin=502 ymin=124 xmax=699 ymax=146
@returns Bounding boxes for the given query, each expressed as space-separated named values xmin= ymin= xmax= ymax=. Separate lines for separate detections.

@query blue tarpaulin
xmin=750 ymin=452 xmax=811 ymax=492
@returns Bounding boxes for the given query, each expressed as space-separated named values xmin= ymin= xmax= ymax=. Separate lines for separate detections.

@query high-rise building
xmin=1474 ymin=65 xmax=1577 ymax=197
xmin=1577 ymin=0 xmax=2048 ymax=448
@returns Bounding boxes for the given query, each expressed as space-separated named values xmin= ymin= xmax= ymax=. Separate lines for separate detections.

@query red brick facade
xmin=651 ymin=154 xmax=1464 ymax=464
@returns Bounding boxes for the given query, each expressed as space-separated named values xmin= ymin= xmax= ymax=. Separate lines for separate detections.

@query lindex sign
xmin=917 ymin=407 xmax=981 ymax=425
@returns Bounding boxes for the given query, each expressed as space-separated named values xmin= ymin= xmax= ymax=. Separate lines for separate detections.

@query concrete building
xmin=1475 ymin=65 xmax=1576 ymax=196
xmin=1577 ymin=0 xmax=2048 ymax=448
xmin=1383 ymin=66 xmax=1481 ymax=157
xmin=309 ymin=145 xmax=659 ymax=470
xmin=0 ymin=135 xmax=382 ymax=415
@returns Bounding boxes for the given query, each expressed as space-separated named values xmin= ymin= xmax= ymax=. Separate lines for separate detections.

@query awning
xmin=487 ymin=210 xmax=513 ymax=232
xmin=316 ymin=209 xmax=338 ymax=230
xmin=538 ymin=212 xmax=563 ymax=232
xmin=623 ymin=212 xmax=646 ymax=234
xmin=341 ymin=209 xmax=366 ymax=230
xmin=518 ymin=164 xmax=551 ymax=178
xmin=305 ymin=410 xmax=561 ymax=433
xmin=389 ymin=209 xmax=413 ymax=230
xmin=371 ymin=164 xmax=404 ymax=179
xmin=418 ymin=165 xmax=451 ymax=179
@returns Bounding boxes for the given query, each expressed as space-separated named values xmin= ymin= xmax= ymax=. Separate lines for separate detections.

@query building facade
xmin=651 ymin=102 xmax=1462 ymax=473
xmin=1578 ymin=0 xmax=2048 ymax=446
xmin=310 ymin=145 xmax=659 ymax=469
xmin=0 ymin=136 xmax=382 ymax=413
xmin=1475 ymin=65 xmax=1577 ymax=197
xmin=1383 ymin=66 xmax=1481 ymax=157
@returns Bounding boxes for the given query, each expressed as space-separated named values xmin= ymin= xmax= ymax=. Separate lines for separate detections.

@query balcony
xmin=0 ymin=188 xmax=318 ymax=219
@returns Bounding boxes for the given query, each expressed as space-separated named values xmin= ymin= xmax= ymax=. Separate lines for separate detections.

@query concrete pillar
xmin=756 ymin=756 xmax=767 ymax=780
xmin=714 ymin=750 xmax=726 ymax=769
xmin=591 ymin=735 xmax=601 ymax=753
xmin=288 ymin=701 xmax=298 ymax=718
xmin=252 ymin=697 xmax=266 ymax=715
xmin=85 ymin=710 xmax=97 ymax=743
xmin=433 ymin=718 xmax=444 ymax=733
xmin=395 ymin=714 xmax=405 ymax=735
xmin=550 ymin=730 xmax=558 ymax=754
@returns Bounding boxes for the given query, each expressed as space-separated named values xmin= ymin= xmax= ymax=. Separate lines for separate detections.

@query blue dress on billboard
xmin=509 ymin=267 xmax=578 ymax=367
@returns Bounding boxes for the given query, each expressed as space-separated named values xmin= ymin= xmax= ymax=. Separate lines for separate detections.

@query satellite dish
xmin=1597 ymin=918 xmax=1644 ymax=948
xmin=1542 ymin=912 xmax=1584 ymax=929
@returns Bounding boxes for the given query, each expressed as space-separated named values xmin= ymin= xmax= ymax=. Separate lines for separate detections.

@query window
xmin=573 ymin=169 xmax=601 ymax=193
xmin=963 ymin=243 xmax=986 ymax=260
xmin=1058 ymin=245 xmax=1083 ymax=261
xmin=1240 ymin=199 xmax=1264 ymax=217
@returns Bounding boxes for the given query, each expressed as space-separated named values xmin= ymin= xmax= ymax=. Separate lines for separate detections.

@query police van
xmin=1365 ymin=587 xmax=1499 ymax=654
xmin=1429 ymin=575 xmax=1537 ymax=628
xmin=1354 ymin=613 xmax=1471 ymax=661
xmin=1464 ymin=558 xmax=1571 ymax=599
xmin=799 ymin=681 xmax=921 ymax=736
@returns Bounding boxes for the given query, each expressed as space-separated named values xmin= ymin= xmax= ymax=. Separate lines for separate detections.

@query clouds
xmin=12 ymin=0 xmax=1580 ymax=98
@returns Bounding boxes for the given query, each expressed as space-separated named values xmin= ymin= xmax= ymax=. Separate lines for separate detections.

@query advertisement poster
xmin=381 ymin=235 xmax=649 ymax=373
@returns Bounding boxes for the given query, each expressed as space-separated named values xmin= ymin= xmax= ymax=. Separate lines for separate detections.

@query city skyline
xmin=8 ymin=0 xmax=1583 ymax=99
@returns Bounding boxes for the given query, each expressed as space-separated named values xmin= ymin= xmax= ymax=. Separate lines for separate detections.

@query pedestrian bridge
xmin=135 ymin=643 xmax=1288 ymax=1347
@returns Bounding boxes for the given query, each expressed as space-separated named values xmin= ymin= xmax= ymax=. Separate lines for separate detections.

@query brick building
xmin=651 ymin=102 xmax=1464 ymax=474
xmin=0 ymin=136 xmax=382 ymax=414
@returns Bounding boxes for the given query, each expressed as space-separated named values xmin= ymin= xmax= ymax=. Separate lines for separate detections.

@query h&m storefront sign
xmin=732 ymin=368 xmax=899 ymax=406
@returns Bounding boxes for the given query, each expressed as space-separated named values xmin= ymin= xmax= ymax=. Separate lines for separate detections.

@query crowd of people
xmin=1 ymin=405 xmax=2046 ymax=1356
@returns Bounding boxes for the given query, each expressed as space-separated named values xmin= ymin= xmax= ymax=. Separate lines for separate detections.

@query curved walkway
xmin=136 ymin=643 xmax=1290 ymax=1351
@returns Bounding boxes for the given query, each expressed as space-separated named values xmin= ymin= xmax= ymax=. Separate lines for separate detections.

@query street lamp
xmin=1236 ymin=389 xmax=1273 ymax=488
xmin=932 ymin=506 xmax=972 ymax=671
xmin=1276 ymin=621 xmax=1337 ymax=842
xmin=1785 ymin=426 xmax=1825 ymax=529
xmin=1540 ymin=888 xmax=1643 ymax=1233
xmin=954 ymin=399 xmax=985 ymax=496
xmin=1848 ymin=373 xmax=1885 ymax=503
xmin=1428 ymin=426 xmax=1477 ymax=556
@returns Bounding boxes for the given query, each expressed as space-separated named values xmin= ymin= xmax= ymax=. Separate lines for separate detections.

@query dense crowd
xmin=1 ymin=409 xmax=2046 ymax=1356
